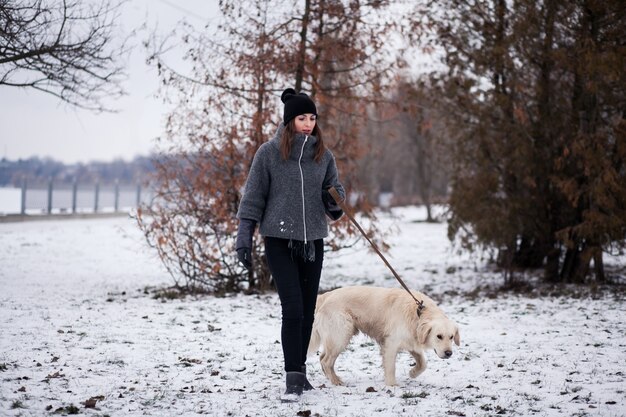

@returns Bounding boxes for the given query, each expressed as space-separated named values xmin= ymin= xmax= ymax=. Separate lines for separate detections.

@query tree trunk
xmin=415 ymin=124 xmax=433 ymax=222
xmin=417 ymin=165 xmax=434 ymax=222
xmin=425 ymin=203 xmax=433 ymax=223
xmin=498 ymin=242 xmax=517 ymax=286
xmin=493 ymin=0 xmax=508 ymax=95
xmin=572 ymin=245 xmax=593 ymax=283
xmin=593 ymin=248 xmax=605 ymax=283
xmin=513 ymin=237 xmax=547 ymax=268
xmin=544 ymin=245 xmax=561 ymax=282
xmin=536 ymin=0 xmax=559 ymax=285
xmin=558 ymin=4 xmax=602 ymax=288
xmin=250 ymin=69 xmax=267 ymax=290
xmin=560 ymin=245 xmax=594 ymax=284
xmin=309 ymin=0 xmax=326 ymax=98
xmin=294 ymin=0 xmax=312 ymax=91
xmin=560 ymin=247 xmax=577 ymax=282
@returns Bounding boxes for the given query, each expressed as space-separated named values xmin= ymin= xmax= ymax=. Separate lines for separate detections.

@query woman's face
xmin=293 ymin=114 xmax=316 ymax=135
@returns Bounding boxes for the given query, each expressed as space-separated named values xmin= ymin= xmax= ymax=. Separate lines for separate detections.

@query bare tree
xmin=137 ymin=0 xmax=293 ymax=293
xmin=0 ymin=0 xmax=128 ymax=112
xmin=138 ymin=0 xmax=407 ymax=293
xmin=356 ymin=78 xmax=452 ymax=218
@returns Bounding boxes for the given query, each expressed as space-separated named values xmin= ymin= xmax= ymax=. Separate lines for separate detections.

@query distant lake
xmin=0 ymin=187 xmax=20 ymax=214
xmin=0 ymin=186 xmax=152 ymax=215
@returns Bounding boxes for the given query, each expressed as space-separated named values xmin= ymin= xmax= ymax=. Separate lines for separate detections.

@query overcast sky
xmin=0 ymin=1 xmax=439 ymax=165
xmin=0 ymin=0 xmax=220 ymax=164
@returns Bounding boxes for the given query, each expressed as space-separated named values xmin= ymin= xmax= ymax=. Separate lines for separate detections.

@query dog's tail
xmin=307 ymin=292 xmax=329 ymax=357
xmin=307 ymin=321 xmax=321 ymax=357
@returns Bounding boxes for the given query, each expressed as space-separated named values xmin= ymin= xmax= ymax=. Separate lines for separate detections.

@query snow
xmin=1 ymin=207 xmax=625 ymax=416
xmin=0 ymin=188 xmax=21 ymax=215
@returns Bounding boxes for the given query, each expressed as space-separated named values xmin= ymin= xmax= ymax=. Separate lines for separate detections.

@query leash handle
xmin=328 ymin=187 xmax=425 ymax=317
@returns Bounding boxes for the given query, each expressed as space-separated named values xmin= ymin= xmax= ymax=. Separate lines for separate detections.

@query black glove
xmin=322 ymin=189 xmax=343 ymax=221
xmin=236 ymin=218 xmax=257 ymax=270
xmin=322 ymin=189 xmax=340 ymax=209
xmin=237 ymin=247 xmax=252 ymax=270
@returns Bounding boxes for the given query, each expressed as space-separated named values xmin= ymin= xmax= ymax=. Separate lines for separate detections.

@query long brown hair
xmin=280 ymin=120 xmax=326 ymax=163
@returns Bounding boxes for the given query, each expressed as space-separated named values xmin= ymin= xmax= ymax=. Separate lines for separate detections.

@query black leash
xmin=328 ymin=187 xmax=426 ymax=318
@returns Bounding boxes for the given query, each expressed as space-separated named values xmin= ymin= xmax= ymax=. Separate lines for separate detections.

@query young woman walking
xmin=236 ymin=88 xmax=344 ymax=398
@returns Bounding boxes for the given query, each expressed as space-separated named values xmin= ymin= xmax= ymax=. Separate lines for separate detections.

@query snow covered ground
xmin=1 ymin=207 xmax=625 ymax=416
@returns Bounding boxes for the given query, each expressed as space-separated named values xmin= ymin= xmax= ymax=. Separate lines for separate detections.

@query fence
xmin=1 ymin=178 xmax=154 ymax=216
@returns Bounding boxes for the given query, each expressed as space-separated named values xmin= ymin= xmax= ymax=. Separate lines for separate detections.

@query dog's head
xmin=417 ymin=318 xmax=460 ymax=359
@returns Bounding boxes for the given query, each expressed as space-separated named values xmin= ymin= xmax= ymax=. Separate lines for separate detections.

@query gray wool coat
xmin=237 ymin=124 xmax=345 ymax=242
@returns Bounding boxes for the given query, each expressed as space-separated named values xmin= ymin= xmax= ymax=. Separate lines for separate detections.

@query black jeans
xmin=265 ymin=237 xmax=324 ymax=372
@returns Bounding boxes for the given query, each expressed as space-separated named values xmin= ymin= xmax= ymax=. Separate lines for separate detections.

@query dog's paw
xmin=329 ymin=377 xmax=344 ymax=386
xmin=409 ymin=364 xmax=426 ymax=378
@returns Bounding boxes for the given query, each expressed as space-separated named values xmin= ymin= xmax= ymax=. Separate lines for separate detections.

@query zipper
xmin=298 ymin=135 xmax=308 ymax=244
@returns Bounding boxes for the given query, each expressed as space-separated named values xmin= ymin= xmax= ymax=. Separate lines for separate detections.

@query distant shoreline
xmin=0 ymin=211 xmax=131 ymax=223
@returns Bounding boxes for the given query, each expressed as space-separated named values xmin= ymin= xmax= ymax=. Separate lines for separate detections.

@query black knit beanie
xmin=281 ymin=88 xmax=317 ymax=125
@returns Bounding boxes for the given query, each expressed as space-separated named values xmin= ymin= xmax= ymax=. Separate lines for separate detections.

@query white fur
xmin=307 ymin=286 xmax=460 ymax=386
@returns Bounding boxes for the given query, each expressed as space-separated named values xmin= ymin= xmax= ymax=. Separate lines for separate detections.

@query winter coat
xmin=237 ymin=124 xmax=345 ymax=242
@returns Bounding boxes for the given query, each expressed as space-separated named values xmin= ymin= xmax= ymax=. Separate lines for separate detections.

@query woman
xmin=236 ymin=88 xmax=344 ymax=398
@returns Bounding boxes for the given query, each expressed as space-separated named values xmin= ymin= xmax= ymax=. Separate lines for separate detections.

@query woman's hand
xmin=237 ymin=247 xmax=252 ymax=270
xmin=322 ymin=189 xmax=343 ymax=221
xmin=236 ymin=218 xmax=257 ymax=270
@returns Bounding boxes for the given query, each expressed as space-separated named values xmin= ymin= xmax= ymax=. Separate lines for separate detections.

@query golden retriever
xmin=307 ymin=286 xmax=460 ymax=386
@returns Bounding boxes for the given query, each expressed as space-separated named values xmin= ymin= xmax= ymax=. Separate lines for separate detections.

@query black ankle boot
xmin=285 ymin=371 xmax=305 ymax=396
xmin=301 ymin=365 xmax=314 ymax=391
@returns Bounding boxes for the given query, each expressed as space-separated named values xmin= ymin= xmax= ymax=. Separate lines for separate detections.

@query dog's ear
xmin=417 ymin=322 xmax=432 ymax=345
xmin=454 ymin=326 xmax=461 ymax=346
